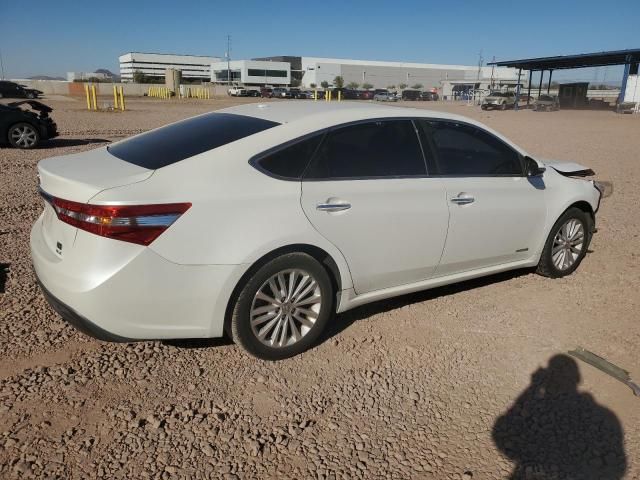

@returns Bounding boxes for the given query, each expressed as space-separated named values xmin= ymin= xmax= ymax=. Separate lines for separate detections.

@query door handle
xmin=316 ymin=201 xmax=351 ymax=212
xmin=450 ymin=193 xmax=475 ymax=205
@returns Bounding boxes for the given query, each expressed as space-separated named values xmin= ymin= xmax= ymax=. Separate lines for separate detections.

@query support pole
xmin=113 ymin=85 xmax=119 ymax=110
xmin=618 ymin=55 xmax=632 ymax=105
xmin=547 ymin=70 xmax=553 ymax=94
xmin=514 ymin=68 xmax=522 ymax=111
xmin=119 ymin=86 xmax=125 ymax=111
xmin=538 ymin=70 xmax=544 ymax=100
xmin=527 ymin=70 xmax=532 ymax=106
xmin=91 ymin=84 xmax=98 ymax=111
xmin=85 ymin=84 xmax=91 ymax=110
xmin=338 ymin=90 xmax=342 ymax=102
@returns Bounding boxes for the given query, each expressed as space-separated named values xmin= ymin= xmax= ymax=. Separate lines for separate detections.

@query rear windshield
xmin=108 ymin=113 xmax=280 ymax=169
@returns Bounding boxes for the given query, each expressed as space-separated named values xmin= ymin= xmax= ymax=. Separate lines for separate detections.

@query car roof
xmin=216 ymin=101 xmax=470 ymax=125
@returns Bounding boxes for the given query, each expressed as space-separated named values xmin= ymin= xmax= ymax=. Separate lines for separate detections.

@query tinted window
xmin=304 ymin=120 xmax=426 ymax=179
xmin=108 ymin=113 xmax=279 ymax=169
xmin=256 ymin=134 xmax=324 ymax=179
xmin=418 ymin=120 xmax=522 ymax=176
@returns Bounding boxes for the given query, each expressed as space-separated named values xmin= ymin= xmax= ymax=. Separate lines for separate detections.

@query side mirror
xmin=526 ymin=156 xmax=546 ymax=177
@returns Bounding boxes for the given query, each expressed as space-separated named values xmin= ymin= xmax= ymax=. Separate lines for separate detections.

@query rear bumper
xmin=31 ymin=215 xmax=247 ymax=340
xmin=37 ymin=276 xmax=134 ymax=342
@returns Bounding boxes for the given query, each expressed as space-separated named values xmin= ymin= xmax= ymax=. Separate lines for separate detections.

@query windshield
xmin=489 ymin=92 xmax=506 ymax=97
xmin=539 ymin=95 xmax=554 ymax=101
xmin=108 ymin=113 xmax=280 ymax=169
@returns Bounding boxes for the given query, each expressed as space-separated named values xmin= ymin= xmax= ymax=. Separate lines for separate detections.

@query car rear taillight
xmin=39 ymin=188 xmax=191 ymax=246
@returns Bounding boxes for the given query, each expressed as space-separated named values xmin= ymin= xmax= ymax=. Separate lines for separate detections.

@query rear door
xmin=300 ymin=119 xmax=449 ymax=295
xmin=416 ymin=119 xmax=546 ymax=276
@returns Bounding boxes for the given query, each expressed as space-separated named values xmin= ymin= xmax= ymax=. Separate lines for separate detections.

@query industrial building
xmin=252 ymin=56 xmax=518 ymax=89
xmin=210 ymin=60 xmax=290 ymax=85
xmin=119 ymin=52 xmax=221 ymax=82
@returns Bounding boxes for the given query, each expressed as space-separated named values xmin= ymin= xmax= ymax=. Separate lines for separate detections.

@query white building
xmin=119 ymin=52 xmax=221 ymax=82
xmin=297 ymin=56 xmax=518 ymax=89
xmin=211 ymin=60 xmax=290 ymax=85
xmin=67 ymin=71 xmax=112 ymax=82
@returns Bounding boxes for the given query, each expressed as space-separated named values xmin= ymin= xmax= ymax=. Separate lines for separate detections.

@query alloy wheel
xmin=551 ymin=219 xmax=585 ymax=271
xmin=10 ymin=125 xmax=38 ymax=148
xmin=250 ymin=269 xmax=322 ymax=348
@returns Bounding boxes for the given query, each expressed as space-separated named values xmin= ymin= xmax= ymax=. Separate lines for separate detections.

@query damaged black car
xmin=0 ymin=100 xmax=58 ymax=149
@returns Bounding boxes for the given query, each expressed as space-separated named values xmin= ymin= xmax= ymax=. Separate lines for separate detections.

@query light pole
xmin=0 ymin=49 xmax=5 ymax=80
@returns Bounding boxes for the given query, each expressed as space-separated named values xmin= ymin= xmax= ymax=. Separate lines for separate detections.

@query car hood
xmin=541 ymin=159 xmax=595 ymax=176
xmin=484 ymin=96 xmax=503 ymax=102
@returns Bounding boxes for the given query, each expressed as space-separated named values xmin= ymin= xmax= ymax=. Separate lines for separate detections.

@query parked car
xmin=1 ymin=100 xmax=57 ymax=149
xmin=534 ymin=94 xmax=560 ymax=112
xmin=359 ymin=90 xmax=375 ymax=100
xmin=373 ymin=92 xmax=397 ymax=102
xmin=32 ymin=103 xmax=606 ymax=360
xmin=227 ymin=86 xmax=247 ymax=97
xmin=289 ymin=88 xmax=308 ymax=99
xmin=420 ymin=91 xmax=438 ymax=101
xmin=246 ymin=89 xmax=261 ymax=97
xmin=260 ymin=87 xmax=274 ymax=98
xmin=272 ymin=88 xmax=291 ymax=99
xmin=481 ymin=91 xmax=517 ymax=110
xmin=401 ymin=90 xmax=421 ymax=101
xmin=0 ymin=81 xmax=43 ymax=99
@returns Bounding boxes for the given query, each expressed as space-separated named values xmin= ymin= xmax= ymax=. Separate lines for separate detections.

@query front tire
xmin=231 ymin=253 xmax=334 ymax=360
xmin=500 ymin=102 xmax=507 ymax=110
xmin=537 ymin=207 xmax=592 ymax=278
xmin=8 ymin=122 xmax=40 ymax=149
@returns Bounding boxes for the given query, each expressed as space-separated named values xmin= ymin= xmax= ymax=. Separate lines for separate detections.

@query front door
xmin=416 ymin=119 xmax=547 ymax=276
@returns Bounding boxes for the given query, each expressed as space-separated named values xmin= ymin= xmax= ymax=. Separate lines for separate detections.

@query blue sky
xmin=1 ymin=0 xmax=638 ymax=81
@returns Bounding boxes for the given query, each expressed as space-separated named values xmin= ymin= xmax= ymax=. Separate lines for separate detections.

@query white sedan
xmin=31 ymin=103 xmax=606 ymax=359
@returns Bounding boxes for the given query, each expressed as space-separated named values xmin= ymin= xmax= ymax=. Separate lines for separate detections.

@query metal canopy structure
xmin=488 ymin=48 xmax=640 ymax=109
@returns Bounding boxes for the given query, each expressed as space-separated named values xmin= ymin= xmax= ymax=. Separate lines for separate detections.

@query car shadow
xmin=0 ymin=263 xmax=10 ymax=294
xmin=320 ymin=268 xmax=534 ymax=343
xmin=492 ymin=354 xmax=627 ymax=479
xmin=162 ymin=336 xmax=234 ymax=349
xmin=43 ymin=138 xmax=111 ymax=148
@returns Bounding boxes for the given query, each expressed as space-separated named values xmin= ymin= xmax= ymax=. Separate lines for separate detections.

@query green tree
xmin=399 ymin=83 xmax=408 ymax=90
xmin=362 ymin=82 xmax=373 ymax=90
xmin=320 ymin=81 xmax=330 ymax=89
xmin=310 ymin=83 xmax=317 ymax=89
xmin=347 ymin=81 xmax=360 ymax=89
xmin=333 ymin=76 xmax=344 ymax=88
xmin=411 ymin=83 xmax=423 ymax=90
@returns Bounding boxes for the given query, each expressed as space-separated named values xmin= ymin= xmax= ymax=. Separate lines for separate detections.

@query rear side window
xmin=418 ymin=120 xmax=522 ymax=176
xmin=304 ymin=120 xmax=426 ymax=179
xmin=254 ymin=134 xmax=324 ymax=179
xmin=108 ymin=113 xmax=279 ymax=169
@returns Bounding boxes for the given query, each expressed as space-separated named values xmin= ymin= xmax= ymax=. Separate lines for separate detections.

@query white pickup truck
xmin=227 ymin=87 xmax=247 ymax=97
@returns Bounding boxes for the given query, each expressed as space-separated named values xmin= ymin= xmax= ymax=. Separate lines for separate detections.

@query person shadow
xmin=492 ymin=354 xmax=627 ymax=480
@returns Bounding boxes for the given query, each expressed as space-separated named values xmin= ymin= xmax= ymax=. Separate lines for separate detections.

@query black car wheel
xmin=8 ymin=122 xmax=40 ymax=149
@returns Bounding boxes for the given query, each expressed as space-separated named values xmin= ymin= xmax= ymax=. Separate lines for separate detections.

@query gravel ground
xmin=1 ymin=96 xmax=639 ymax=479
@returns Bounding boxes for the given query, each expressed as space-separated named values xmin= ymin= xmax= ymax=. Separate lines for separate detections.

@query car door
xmin=300 ymin=119 xmax=449 ymax=295
xmin=416 ymin=119 xmax=547 ymax=276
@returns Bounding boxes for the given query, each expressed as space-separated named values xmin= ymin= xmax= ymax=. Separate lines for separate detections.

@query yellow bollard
xmin=329 ymin=90 xmax=332 ymax=102
xmin=113 ymin=85 xmax=119 ymax=109
xmin=119 ymin=86 xmax=125 ymax=111
xmin=91 ymin=84 xmax=98 ymax=111
xmin=85 ymin=84 xmax=91 ymax=110
xmin=324 ymin=90 xmax=328 ymax=102
xmin=314 ymin=90 xmax=317 ymax=101
xmin=338 ymin=90 xmax=342 ymax=102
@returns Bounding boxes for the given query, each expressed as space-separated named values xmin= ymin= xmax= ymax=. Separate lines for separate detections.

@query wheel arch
xmin=222 ymin=243 xmax=345 ymax=337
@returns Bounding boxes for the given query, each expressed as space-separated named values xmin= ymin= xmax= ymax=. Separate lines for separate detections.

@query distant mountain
xmin=28 ymin=75 xmax=65 ymax=80
xmin=95 ymin=68 xmax=120 ymax=80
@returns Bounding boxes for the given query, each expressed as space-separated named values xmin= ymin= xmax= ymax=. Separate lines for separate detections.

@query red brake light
xmin=40 ymin=189 xmax=191 ymax=246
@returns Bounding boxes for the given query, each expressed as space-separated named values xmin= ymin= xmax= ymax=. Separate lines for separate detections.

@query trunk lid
xmin=37 ymin=147 xmax=153 ymax=258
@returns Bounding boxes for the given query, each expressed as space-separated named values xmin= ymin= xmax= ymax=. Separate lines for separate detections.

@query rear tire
xmin=231 ymin=253 xmax=334 ymax=360
xmin=537 ymin=207 xmax=592 ymax=278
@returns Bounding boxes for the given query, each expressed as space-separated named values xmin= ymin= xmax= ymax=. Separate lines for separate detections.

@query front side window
xmin=418 ymin=120 xmax=523 ymax=176
xmin=304 ymin=120 xmax=426 ymax=179
xmin=254 ymin=134 xmax=324 ymax=179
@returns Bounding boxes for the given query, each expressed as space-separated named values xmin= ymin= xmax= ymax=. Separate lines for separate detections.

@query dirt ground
xmin=1 ymin=96 xmax=639 ymax=479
